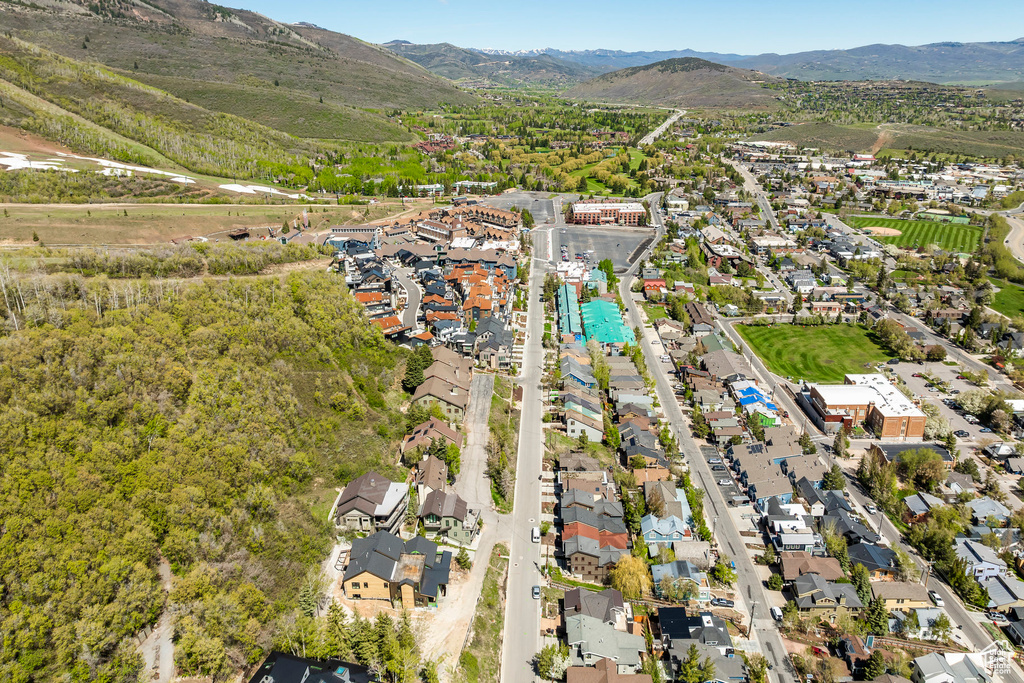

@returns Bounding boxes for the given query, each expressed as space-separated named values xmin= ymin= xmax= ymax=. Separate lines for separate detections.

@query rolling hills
xmin=0 ymin=0 xmax=476 ymax=142
xmin=563 ymin=58 xmax=781 ymax=109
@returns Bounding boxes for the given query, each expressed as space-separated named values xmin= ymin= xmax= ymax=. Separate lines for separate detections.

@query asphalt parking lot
xmin=555 ymin=225 xmax=652 ymax=273
xmin=480 ymin=192 xmax=561 ymax=224
xmin=888 ymin=360 xmax=990 ymax=443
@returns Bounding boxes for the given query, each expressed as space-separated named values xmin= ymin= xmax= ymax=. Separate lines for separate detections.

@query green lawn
xmin=990 ymin=278 xmax=1024 ymax=318
xmin=847 ymin=216 xmax=983 ymax=253
xmin=642 ymin=302 xmax=668 ymax=321
xmin=736 ymin=324 xmax=893 ymax=383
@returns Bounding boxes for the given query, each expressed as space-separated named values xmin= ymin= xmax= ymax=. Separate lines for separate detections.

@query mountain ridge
xmin=406 ymin=38 xmax=1024 ymax=83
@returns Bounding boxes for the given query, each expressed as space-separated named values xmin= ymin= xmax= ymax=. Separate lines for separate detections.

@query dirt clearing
xmin=862 ymin=226 xmax=902 ymax=236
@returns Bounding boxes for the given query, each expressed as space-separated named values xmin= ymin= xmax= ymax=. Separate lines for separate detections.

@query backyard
xmin=736 ymin=323 xmax=893 ymax=383
xmin=847 ymin=215 xmax=983 ymax=253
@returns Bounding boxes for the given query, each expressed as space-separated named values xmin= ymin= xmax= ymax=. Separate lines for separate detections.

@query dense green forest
xmin=0 ymin=270 xmax=408 ymax=682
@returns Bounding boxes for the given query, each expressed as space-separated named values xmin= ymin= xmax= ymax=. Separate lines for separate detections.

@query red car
xmin=912 ymin=373 xmax=923 ymax=378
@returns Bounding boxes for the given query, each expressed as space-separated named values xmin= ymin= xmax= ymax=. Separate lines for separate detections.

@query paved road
xmin=393 ymin=268 xmax=422 ymax=330
xmin=618 ymin=193 xmax=794 ymax=683
xmin=640 ymin=109 xmax=686 ymax=146
xmin=1002 ymin=205 xmax=1024 ymax=264
xmin=726 ymin=159 xmax=779 ymax=231
xmin=620 ymin=195 xmax=796 ymax=683
xmin=500 ymin=235 xmax=549 ymax=683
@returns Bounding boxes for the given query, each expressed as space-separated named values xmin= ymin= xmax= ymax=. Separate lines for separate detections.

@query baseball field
xmin=847 ymin=215 xmax=983 ymax=253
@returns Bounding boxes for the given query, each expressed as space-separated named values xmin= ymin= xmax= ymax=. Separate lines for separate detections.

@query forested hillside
xmin=0 ymin=268 xmax=407 ymax=682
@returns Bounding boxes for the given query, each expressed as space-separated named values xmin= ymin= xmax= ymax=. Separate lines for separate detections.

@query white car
xmin=717 ymin=479 xmax=731 ymax=486
xmin=929 ymin=590 xmax=944 ymax=607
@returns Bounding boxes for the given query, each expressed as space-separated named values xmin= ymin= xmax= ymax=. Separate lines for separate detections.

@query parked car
xmin=532 ymin=585 xmax=541 ymax=600
xmin=711 ymin=598 xmax=735 ymax=608
xmin=929 ymin=590 xmax=944 ymax=607
xmin=980 ymin=427 xmax=992 ymax=433
xmin=718 ymin=479 xmax=731 ymax=486
xmin=954 ymin=430 xmax=970 ymax=438
xmin=865 ymin=504 xmax=878 ymax=515
xmin=988 ymin=612 xmax=1009 ymax=624
xmin=712 ymin=465 xmax=727 ymax=472
xmin=928 ymin=387 xmax=939 ymax=392
xmin=956 ymin=375 xmax=966 ymax=380
xmin=770 ymin=606 xmax=784 ymax=622
xmin=887 ymin=358 xmax=900 ymax=365
xmin=952 ymin=389 xmax=961 ymax=394
xmin=708 ymin=458 xmax=722 ymax=464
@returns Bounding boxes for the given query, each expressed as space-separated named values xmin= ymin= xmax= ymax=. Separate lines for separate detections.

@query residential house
xmin=871 ymin=582 xmax=933 ymax=610
xmin=903 ymin=492 xmax=944 ymax=523
xmin=966 ymin=497 xmax=1011 ymax=526
xmin=334 ymin=471 xmax=409 ymax=535
xmin=413 ymin=454 xmax=448 ymax=501
xmin=566 ymin=658 xmax=653 ymax=683
xmin=563 ymin=536 xmax=628 ymax=583
xmin=411 ymin=376 xmax=469 ymax=421
xmin=911 ymin=652 xmax=991 ymax=683
xmin=419 ymin=489 xmax=478 ymax=545
xmin=980 ymin=574 xmax=1024 ymax=612
xmin=651 ymin=561 xmax=711 ymax=602
xmin=402 ymin=418 xmax=463 ymax=456
xmin=342 ymin=532 xmax=451 ymax=607
xmin=779 ymin=551 xmax=844 ymax=582
xmin=640 ymin=515 xmax=689 ymax=545
xmin=954 ymin=538 xmax=1007 ymax=579
xmin=566 ymin=614 xmax=646 ymax=674
xmin=791 ymin=573 xmax=865 ymax=620
xmin=564 ymin=588 xmax=630 ymax=631
xmin=847 ymin=543 xmax=899 ymax=580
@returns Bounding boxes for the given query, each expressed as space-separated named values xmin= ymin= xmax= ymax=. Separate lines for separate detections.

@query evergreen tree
xmin=823 ymin=464 xmax=846 ymax=491
xmin=864 ymin=651 xmax=887 ymax=681
xmin=851 ymin=563 xmax=871 ymax=605
xmin=865 ymin=596 xmax=890 ymax=635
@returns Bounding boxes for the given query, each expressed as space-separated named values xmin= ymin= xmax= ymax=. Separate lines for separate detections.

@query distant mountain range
xmin=382 ymin=41 xmax=605 ymax=87
xmin=387 ymin=39 xmax=1024 ymax=85
xmin=563 ymin=58 xmax=781 ymax=109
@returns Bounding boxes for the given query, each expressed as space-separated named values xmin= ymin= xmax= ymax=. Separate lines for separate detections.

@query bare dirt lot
xmin=861 ymin=226 xmax=902 ymax=236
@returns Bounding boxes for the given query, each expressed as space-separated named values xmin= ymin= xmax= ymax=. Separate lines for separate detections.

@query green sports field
xmin=736 ymin=324 xmax=893 ymax=383
xmin=847 ymin=216 xmax=983 ymax=253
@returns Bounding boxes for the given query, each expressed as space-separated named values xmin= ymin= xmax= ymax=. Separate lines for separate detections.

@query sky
xmin=235 ymin=0 xmax=1024 ymax=54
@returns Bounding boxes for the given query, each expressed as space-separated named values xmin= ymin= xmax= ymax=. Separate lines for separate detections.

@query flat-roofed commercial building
xmin=568 ymin=202 xmax=646 ymax=226
xmin=808 ymin=373 xmax=925 ymax=441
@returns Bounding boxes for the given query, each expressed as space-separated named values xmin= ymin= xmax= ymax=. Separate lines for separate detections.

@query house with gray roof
xmin=792 ymin=573 xmax=864 ymax=618
xmin=334 ymin=471 xmax=410 ymax=535
xmin=564 ymin=588 xmax=629 ymax=630
xmin=566 ymin=614 xmax=646 ymax=674
xmin=911 ymin=652 xmax=991 ymax=683
xmin=903 ymin=491 xmax=944 ymax=521
xmin=954 ymin=538 xmax=1007 ymax=579
xmin=966 ymin=497 xmax=1011 ymax=525
xmin=651 ymin=561 xmax=711 ymax=602
xmin=342 ymin=532 xmax=451 ymax=607
xmin=980 ymin=574 xmax=1024 ymax=612
xmin=419 ymin=489 xmax=479 ymax=545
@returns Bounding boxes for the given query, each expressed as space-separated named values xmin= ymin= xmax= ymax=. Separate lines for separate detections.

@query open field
xmin=752 ymin=122 xmax=1024 ymax=160
xmin=737 ymin=323 xmax=893 ymax=383
xmin=0 ymin=200 xmax=430 ymax=245
xmin=989 ymin=278 xmax=1024 ymax=319
xmin=847 ymin=216 xmax=983 ymax=253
